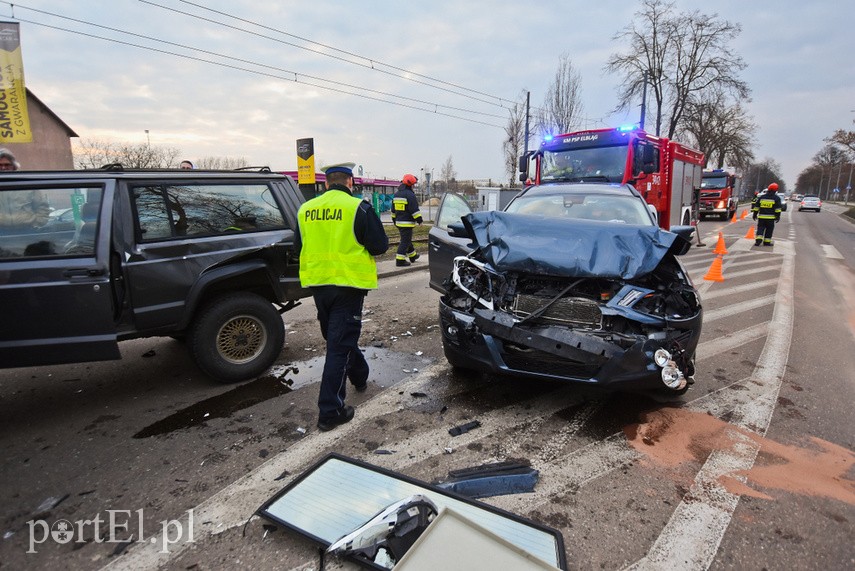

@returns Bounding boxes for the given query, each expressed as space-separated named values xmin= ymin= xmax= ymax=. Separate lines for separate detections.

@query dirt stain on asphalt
xmin=624 ymin=407 xmax=855 ymax=505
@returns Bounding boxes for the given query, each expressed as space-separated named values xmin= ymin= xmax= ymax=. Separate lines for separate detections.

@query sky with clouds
xmin=6 ymin=1 xmax=853 ymax=188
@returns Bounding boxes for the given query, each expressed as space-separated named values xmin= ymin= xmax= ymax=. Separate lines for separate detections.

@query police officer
xmin=391 ymin=173 xmax=423 ymax=266
xmin=297 ymin=162 xmax=389 ymax=431
xmin=751 ymin=182 xmax=782 ymax=246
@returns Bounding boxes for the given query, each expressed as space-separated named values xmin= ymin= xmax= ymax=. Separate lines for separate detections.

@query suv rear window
xmin=132 ymin=182 xmax=288 ymax=241
xmin=0 ymin=186 xmax=103 ymax=259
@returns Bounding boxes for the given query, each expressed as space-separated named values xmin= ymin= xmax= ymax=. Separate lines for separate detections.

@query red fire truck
xmin=699 ymin=168 xmax=740 ymax=220
xmin=520 ymin=126 xmax=705 ymax=230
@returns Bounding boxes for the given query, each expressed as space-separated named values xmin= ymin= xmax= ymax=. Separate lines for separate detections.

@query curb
xmin=378 ymin=263 xmax=429 ymax=280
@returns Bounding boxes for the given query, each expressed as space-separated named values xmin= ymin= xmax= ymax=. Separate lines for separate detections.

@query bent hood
xmin=461 ymin=211 xmax=683 ymax=280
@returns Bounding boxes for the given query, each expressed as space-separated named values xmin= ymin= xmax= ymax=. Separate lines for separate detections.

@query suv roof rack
xmin=234 ymin=166 xmax=272 ymax=172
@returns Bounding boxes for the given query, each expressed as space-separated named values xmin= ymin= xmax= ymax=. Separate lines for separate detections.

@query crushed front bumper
xmin=439 ymin=297 xmax=701 ymax=392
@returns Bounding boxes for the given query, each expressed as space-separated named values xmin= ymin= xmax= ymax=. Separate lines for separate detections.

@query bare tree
xmin=826 ymin=120 xmax=855 ymax=157
xmin=680 ymin=88 xmax=756 ymax=169
xmin=74 ymin=138 xmax=182 ymax=169
xmin=195 ymin=156 xmax=250 ymax=170
xmin=503 ymin=91 xmax=528 ymax=187
xmin=440 ymin=155 xmax=457 ymax=192
xmin=536 ymin=53 xmax=584 ymax=136
xmin=744 ymin=158 xmax=785 ymax=195
xmin=607 ymin=0 xmax=749 ymax=138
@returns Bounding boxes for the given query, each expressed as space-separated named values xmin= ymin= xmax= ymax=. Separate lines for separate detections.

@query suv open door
xmin=0 ymin=183 xmax=120 ymax=367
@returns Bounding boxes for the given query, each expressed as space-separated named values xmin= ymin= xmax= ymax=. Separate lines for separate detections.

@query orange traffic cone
xmin=744 ymin=226 xmax=755 ymax=240
xmin=713 ymin=232 xmax=728 ymax=255
xmin=730 ymin=213 xmax=738 ymax=224
xmin=740 ymin=210 xmax=748 ymax=220
xmin=703 ymin=255 xmax=725 ymax=282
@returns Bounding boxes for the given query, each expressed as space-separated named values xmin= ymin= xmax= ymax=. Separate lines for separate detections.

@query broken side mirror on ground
xmin=257 ymin=453 xmax=567 ymax=570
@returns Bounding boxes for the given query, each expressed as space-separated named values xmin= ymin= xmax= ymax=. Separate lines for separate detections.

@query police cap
xmin=321 ymin=162 xmax=356 ymax=177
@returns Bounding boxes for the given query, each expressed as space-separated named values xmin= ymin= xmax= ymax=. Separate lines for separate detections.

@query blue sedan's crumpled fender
xmin=461 ymin=210 xmax=684 ymax=280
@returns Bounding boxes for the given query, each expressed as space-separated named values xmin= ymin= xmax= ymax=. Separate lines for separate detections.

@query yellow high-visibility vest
xmin=298 ymin=190 xmax=378 ymax=289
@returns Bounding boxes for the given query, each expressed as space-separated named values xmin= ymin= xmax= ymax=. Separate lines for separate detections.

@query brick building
xmin=3 ymin=89 xmax=78 ymax=169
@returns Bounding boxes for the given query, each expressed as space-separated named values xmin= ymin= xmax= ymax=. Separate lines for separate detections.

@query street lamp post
xmin=145 ymin=129 xmax=150 ymax=147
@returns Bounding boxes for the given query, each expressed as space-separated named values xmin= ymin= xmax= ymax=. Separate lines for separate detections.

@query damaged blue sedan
xmin=427 ymin=184 xmax=702 ymax=394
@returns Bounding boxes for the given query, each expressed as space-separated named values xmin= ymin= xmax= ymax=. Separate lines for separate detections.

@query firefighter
xmin=751 ymin=182 xmax=782 ymax=246
xmin=296 ymin=162 xmax=389 ymax=431
xmin=391 ymin=173 xmax=423 ymax=266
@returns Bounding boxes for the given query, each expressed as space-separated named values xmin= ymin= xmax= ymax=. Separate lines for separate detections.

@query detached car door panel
xmin=0 ymin=183 xmax=119 ymax=367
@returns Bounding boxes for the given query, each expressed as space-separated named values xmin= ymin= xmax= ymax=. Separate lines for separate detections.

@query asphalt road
xmin=0 ymin=202 xmax=853 ymax=570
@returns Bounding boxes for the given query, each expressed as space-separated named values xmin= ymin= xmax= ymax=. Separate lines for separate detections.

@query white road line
xmin=721 ymin=263 xmax=782 ymax=280
xmin=821 ymin=244 xmax=844 ymax=259
xmin=699 ymin=277 xmax=778 ymax=301
xmin=702 ymin=295 xmax=775 ymax=323
xmin=696 ymin=322 xmax=768 ymax=361
xmin=627 ymin=242 xmax=794 ymax=571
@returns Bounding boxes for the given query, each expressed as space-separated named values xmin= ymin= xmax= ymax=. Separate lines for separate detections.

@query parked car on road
xmin=798 ymin=195 xmax=822 ymax=212
xmin=0 ymin=168 xmax=309 ymax=382
xmin=428 ymin=183 xmax=702 ymax=394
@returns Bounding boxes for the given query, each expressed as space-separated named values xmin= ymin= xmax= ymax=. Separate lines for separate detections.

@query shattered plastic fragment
xmin=434 ymin=461 xmax=540 ymax=499
xmin=296 ymin=427 xmax=307 ymax=434
xmin=415 ymin=351 xmax=423 ymax=356
xmin=448 ymin=420 xmax=481 ymax=437
xmin=444 ymin=447 xmax=453 ymax=454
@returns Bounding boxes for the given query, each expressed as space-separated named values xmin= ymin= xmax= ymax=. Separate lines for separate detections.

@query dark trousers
xmin=311 ymin=286 xmax=369 ymax=420
xmin=756 ymin=218 xmax=776 ymax=243
xmin=396 ymin=226 xmax=417 ymax=261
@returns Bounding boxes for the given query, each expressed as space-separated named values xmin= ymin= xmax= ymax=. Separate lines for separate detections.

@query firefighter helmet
xmin=402 ymin=173 xmax=418 ymax=186
xmin=768 ymin=182 xmax=778 ymax=191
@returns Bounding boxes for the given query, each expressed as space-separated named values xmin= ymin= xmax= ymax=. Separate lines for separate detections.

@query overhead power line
xmin=14 ymin=16 xmax=505 ymax=129
xmin=152 ymin=0 xmax=518 ymax=109
xmin=2 ymin=2 xmax=507 ymax=128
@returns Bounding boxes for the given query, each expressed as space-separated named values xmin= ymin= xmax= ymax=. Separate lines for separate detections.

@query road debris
xmin=448 ymin=420 xmax=481 ymax=437
xmin=434 ymin=461 xmax=539 ymax=498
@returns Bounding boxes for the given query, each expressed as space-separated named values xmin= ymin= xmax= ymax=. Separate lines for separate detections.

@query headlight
xmin=661 ymin=363 xmax=686 ymax=390
xmin=654 ymin=348 xmax=672 ymax=368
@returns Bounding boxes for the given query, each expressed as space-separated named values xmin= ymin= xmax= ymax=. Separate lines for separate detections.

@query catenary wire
xmin=7 ymin=2 xmax=507 ymax=121
xmin=12 ymin=15 xmax=505 ymax=129
xmin=171 ymin=0 xmax=517 ymax=107
xmin=141 ymin=0 xmax=515 ymax=111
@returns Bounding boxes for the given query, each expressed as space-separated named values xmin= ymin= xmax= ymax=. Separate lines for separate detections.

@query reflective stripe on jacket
xmin=391 ymin=183 xmax=422 ymax=227
xmin=298 ymin=189 xmax=378 ymax=289
xmin=751 ymin=191 xmax=782 ymax=220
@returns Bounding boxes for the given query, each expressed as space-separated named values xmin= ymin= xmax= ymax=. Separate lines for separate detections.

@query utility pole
xmin=640 ymin=71 xmax=648 ymax=130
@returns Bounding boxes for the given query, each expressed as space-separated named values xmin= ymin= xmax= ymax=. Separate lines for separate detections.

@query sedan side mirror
xmin=448 ymin=222 xmax=469 ymax=238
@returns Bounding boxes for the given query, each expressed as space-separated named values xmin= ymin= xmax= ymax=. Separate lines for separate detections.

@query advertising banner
xmin=0 ymin=22 xmax=32 ymax=143
xmin=296 ymin=138 xmax=316 ymax=185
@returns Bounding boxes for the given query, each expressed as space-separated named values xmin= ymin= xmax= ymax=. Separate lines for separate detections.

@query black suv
xmin=0 ymin=168 xmax=309 ymax=382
